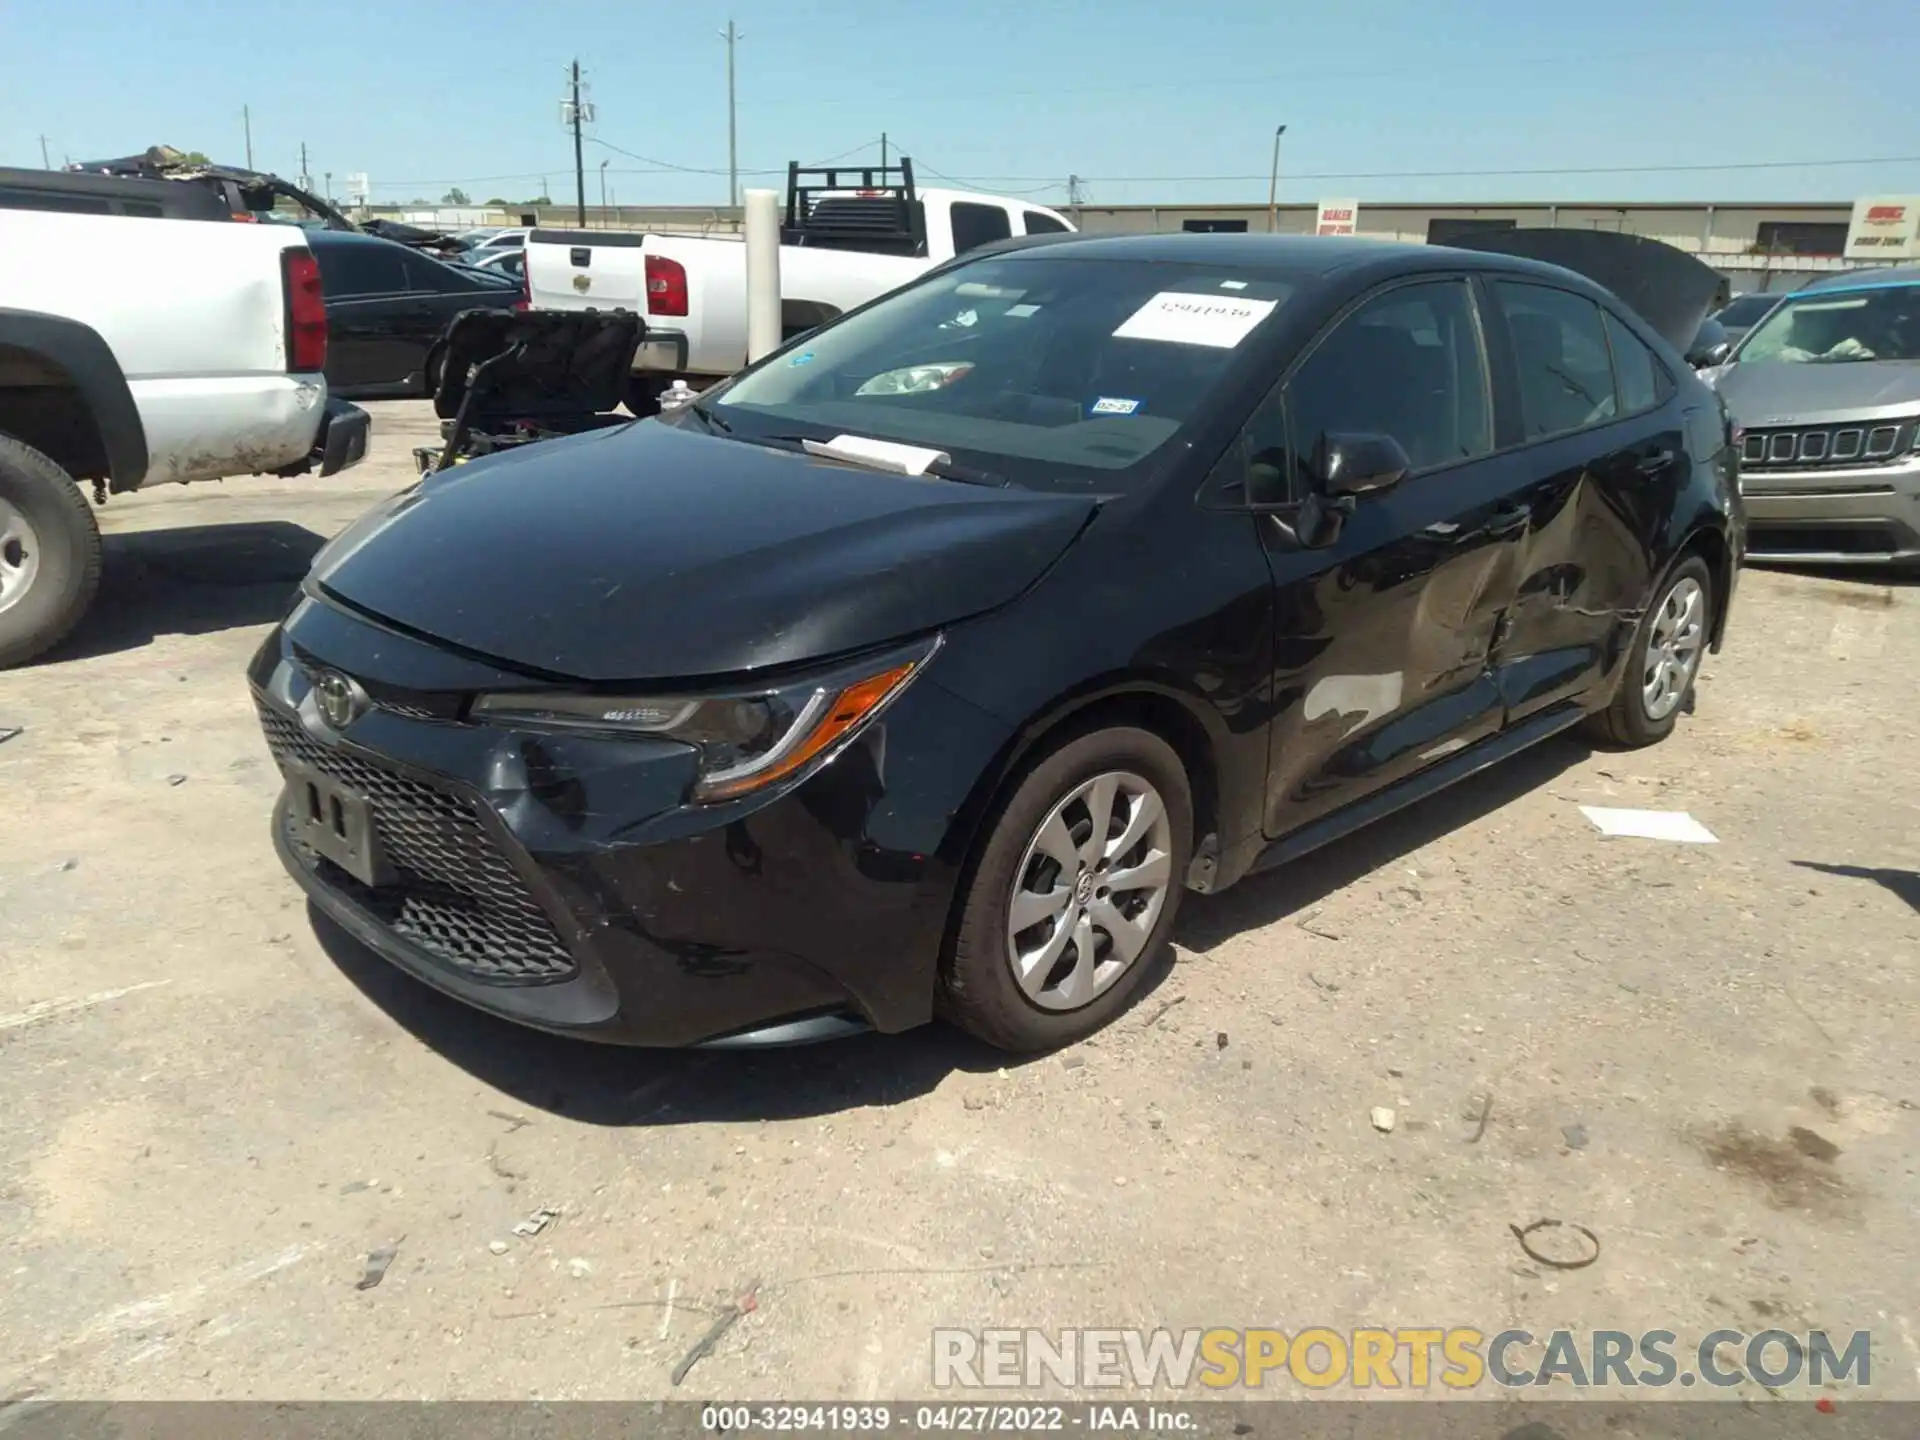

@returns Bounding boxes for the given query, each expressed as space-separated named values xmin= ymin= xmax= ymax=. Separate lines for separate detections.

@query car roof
xmin=304 ymin=228 xmax=448 ymax=262
xmin=994 ymin=231 xmax=1630 ymax=292
xmin=1799 ymin=264 xmax=1920 ymax=292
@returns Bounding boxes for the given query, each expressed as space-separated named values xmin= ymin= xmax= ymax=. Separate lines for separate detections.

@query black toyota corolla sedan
xmin=250 ymin=232 xmax=1743 ymax=1052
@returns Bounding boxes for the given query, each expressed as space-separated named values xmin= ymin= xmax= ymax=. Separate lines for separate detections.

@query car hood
xmin=310 ymin=420 xmax=1098 ymax=684
xmin=1712 ymin=358 xmax=1920 ymax=427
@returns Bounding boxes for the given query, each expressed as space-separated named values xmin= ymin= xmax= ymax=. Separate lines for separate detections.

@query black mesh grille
xmin=259 ymin=704 xmax=577 ymax=983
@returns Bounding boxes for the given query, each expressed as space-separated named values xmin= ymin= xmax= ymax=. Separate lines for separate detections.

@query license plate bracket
xmin=286 ymin=765 xmax=394 ymax=888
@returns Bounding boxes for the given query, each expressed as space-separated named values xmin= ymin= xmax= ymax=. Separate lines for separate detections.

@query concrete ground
xmin=1 ymin=400 xmax=1916 ymax=1404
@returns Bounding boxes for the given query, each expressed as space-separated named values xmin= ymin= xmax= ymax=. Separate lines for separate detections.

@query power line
xmin=368 ymin=151 xmax=1920 ymax=195
xmin=871 ymin=155 xmax=1920 ymax=187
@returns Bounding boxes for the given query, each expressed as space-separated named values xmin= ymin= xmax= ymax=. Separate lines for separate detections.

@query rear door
xmin=407 ymin=252 xmax=512 ymax=353
xmin=1481 ymin=277 xmax=1680 ymax=721
xmin=317 ymin=242 xmax=416 ymax=391
xmin=1254 ymin=276 xmax=1533 ymax=837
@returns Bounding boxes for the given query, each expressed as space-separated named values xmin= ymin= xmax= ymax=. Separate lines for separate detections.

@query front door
xmin=1251 ymin=276 xmax=1534 ymax=838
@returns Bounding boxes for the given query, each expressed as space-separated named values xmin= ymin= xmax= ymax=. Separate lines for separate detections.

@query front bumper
xmin=1740 ymin=458 xmax=1920 ymax=566
xmin=248 ymin=602 xmax=1005 ymax=1046
xmin=311 ymin=399 xmax=371 ymax=477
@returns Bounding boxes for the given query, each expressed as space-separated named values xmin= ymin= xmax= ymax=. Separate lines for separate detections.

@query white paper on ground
xmin=802 ymin=434 xmax=952 ymax=476
xmin=1578 ymin=806 xmax=1718 ymax=844
xmin=1112 ymin=292 xmax=1278 ymax=348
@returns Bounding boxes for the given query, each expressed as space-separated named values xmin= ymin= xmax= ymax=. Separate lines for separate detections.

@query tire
xmin=0 ymin=433 xmax=102 ymax=670
xmin=424 ymin=345 xmax=447 ymax=399
xmin=1582 ymin=553 xmax=1713 ymax=748
xmin=624 ymin=376 xmax=670 ymax=419
xmin=941 ymin=726 xmax=1192 ymax=1051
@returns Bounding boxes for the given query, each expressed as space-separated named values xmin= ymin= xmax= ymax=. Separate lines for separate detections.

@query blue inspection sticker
xmin=1089 ymin=396 xmax=1143 ymax=417
xmin=789 ymin=351 xmax=816 ymax=367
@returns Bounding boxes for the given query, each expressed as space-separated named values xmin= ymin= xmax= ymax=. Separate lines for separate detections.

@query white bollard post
xmin=744 ymin=188 xmax=782 ymax=364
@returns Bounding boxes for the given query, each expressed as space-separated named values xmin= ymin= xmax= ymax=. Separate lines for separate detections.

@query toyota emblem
xmin=311 ymin=669 xmax=367 ymax=730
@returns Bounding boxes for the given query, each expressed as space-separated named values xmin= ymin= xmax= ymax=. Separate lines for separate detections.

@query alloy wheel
xmin=0 ymin=498 xmax=39 ymax=618
xmin=1005 ymin=770 xmax=1174 ymax=1012
xmin=1642 ymin=574 xmax=1706 ymax=722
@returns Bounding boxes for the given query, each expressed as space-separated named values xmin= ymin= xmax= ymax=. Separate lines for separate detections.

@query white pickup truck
xmin=0 ymin=205 xmax=368 ymax=666
xmin=525 ymin=159 xmax=1075 ymax=413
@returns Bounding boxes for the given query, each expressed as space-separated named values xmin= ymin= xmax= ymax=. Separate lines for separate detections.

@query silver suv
xmin=1709 ymin=266 xmax=1920 ymax=567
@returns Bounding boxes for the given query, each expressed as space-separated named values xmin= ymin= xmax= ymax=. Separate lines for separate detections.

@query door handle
xmin=1486 ymin=502 xmax=1529 ymax=538
xmin=1635 ymin=448 xmax=1676 ymax=475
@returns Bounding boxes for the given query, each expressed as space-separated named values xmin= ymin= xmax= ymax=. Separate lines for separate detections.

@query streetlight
xmin=1267 ymin=125 xmax=1287 ymax=233
xmin=599 ymin=158 xmax=609 ymax=219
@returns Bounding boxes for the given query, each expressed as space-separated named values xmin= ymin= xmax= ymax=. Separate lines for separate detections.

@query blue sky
xmin=5 ymin=0 xmax=1918 ymax=210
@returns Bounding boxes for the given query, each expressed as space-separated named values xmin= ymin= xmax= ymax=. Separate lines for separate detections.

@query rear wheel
xmin=941 ymin=727 xmax=1191 ymax=1051
xmin=424 ymin=344 xmax=447 ymax=399
xmin=1583 ymin=554 xmax=1712 ymax=748
xmin=0 ymin=433 xmax=102 ymax=669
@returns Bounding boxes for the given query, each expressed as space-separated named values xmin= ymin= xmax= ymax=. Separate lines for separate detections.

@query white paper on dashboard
xmin=802 ymin=434 xmax=952 ymax=476
xmin=1112 ymin=292 xmax=1278 ymax=348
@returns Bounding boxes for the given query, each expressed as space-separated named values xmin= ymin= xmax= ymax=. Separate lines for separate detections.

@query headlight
xmin=470 ymin=638 xmax=939 ymax=802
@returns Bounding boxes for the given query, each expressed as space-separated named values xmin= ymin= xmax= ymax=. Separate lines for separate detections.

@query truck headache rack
xmin=784 ymin=158 xmax=927 ymax=256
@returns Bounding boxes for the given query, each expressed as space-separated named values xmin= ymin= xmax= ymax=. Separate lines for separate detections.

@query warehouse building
xmin=1066 ymin=200 xmax=1861 ymax=293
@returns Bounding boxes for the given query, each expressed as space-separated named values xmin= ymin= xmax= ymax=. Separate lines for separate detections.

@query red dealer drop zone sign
xmin=1316 ymin=199 xmax=1359 ymax=236
xmin=1844 ymin=195 xmax=1920 ymax=259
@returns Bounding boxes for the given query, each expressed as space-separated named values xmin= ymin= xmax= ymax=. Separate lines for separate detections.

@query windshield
xmin=1716 ymin=293 xmax=1778 ymax=327
xmin=713 ymin=256 xmax=1294 ymax=489
xmin=1736 ymin=284 xmax=1920 ymax=364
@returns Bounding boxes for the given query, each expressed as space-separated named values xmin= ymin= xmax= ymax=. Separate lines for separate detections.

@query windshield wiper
xmin=685 ymin=398 xmax=732 ymax=433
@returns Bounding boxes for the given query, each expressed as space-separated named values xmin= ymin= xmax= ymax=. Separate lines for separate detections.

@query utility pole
xmin=880 ymin=132 xmax=888 ymax=169
xmin=720 ymin=20 xmax=741 ymax=210
xmin=299 ymin=141 xmax=310 ymax=192
xmin=570 ymin=59 xmax=587 ymax=226
xmin=324 ymin=171 xmax=332 ymax=203
xmin=1068 ymin=174 xmax=1085 ymax=225
xmin=38 ymin=135 xmax=52 ymax=170
xmin=1266 ymin=124 xmax=1287 ymax=233
xmin=599 ymin=158 xmax=609 ymax=219
xmin=243 ymin=105 xmax=253 ymax=169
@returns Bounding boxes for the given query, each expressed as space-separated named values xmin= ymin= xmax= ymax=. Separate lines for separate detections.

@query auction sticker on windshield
xmin=1114 ymin=292 xmax=1278 ymax=348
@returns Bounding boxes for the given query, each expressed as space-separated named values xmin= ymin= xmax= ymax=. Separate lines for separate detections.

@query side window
xmin=1283 ymin=279 xmax=1491 ymax=486
xmin=317 ymin=244 xmax=407 ymax=298
xmin=1495 ymin=281 xmax=1618 ymax=440
xmin=407 ymin=255 xmax=475 ymax=294
xmin=1023 ymin=210 xmax=1070 ymax=235
xmin=1602 ymin=310 xmax=1666 ymax=416
xmin=950 ymin=202 xmax=1013 ymax=255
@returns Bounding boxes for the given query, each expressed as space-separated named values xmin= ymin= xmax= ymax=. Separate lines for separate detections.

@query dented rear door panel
xmin=1486 ymin=417 xmax=1673 ymax=722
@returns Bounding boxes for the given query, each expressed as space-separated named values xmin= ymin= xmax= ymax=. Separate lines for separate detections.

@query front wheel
xmin=941 ymin=727 xmax=1192 ymax=1051
xmin=1583 ymin=554 xmax=1713 ymax=748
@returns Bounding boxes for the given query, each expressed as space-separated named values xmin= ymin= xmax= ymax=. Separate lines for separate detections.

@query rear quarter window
xmin=950 ymin=202 xmax=1014 ymax=255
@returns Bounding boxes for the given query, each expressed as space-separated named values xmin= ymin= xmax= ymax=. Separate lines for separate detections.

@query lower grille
xmin=1746 ymin=524 xmax=1900 ymax=557
xmin=260 ymin=704 xmax=577 ymax=984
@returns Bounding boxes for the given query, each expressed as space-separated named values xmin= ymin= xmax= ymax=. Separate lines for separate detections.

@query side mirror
xmin=1688 ymin=340 xmax=1732 ymax=369
xmin=1317 ymin=432 xmax=1410 ymax=498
